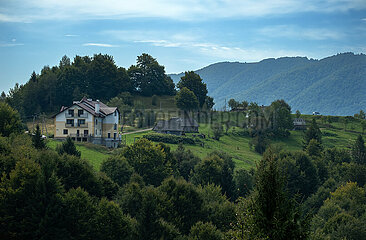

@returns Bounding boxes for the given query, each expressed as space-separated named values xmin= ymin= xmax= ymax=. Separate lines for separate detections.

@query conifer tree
xmin=351 ymin=135 xmax=366 ymax=164
xmin=32 ymin=124 xmax=46 ymax=149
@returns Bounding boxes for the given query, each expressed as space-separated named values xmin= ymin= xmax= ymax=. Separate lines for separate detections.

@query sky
xmin=0 ymin=0 xmax=365 ymax=94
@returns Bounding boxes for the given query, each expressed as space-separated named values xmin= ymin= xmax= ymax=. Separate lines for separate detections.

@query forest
xmin=1 ymin=100 xmax=366 ymax=239
xmin=1 ymin=54 xmax=176 ymax=120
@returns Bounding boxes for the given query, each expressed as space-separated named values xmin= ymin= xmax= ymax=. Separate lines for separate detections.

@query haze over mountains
xmin=170 ymin=53 xmax=366 ymax=116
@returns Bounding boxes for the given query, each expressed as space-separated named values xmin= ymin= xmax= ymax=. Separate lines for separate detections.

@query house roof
xmin=55 ymin=97 xmax=118 ymax=118
xmin=153 ymin=117 xmax=198 ymax=132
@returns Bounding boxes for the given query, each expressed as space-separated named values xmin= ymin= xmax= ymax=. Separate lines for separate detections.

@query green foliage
xmin=351 ymin=135 xmax=366 ymax=164
xmin=159 ymin=177 xmax=204 ymax=234
xmin=0 ymin=101 xmax=22 ymax=137
xmin=234 ymin=168 xmax=254 ymax=198
xmin=172 ymin=144 xmax=200 ymax=180
xmin=143 ymin=133 xmax=197 ymax=145
xmin=121 ymin=138 xmax=173 ymax=186
xmin=278 ymin=151 xmax=319 ymax=198
xmin=128 ymin=53 xmax=175 ymax=96
xmin=269 ymin=99 xmax=294 ymax=133
xmin=57 ymin=137 xmax=81 ymax=157
xmin=100 ymin=156 xmax=133 ymax=186
xmin=246 ymin=148 xmax=309 ymax=239
xmin=211 ymin=123 xmax=223 ymax=140
xmin=175 ymin=87 xmax=199 ymax=111
xmin=178 ymin=71 xmax=208 ymax=108
xmin=188 ymin=221 xmax=223 ymax=240
xmin=32 ymin=124 xmax=46 ymax=149
xmin=151 ymin=94 xmax=158 ymax=106
xmin=303 ymin=119 xmax=322 ymax=147
xmin=311 ymin=182 xmax=366 ymax=239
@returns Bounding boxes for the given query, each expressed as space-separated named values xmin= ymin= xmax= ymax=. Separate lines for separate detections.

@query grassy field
xmin=42 ymin=101 xmax=365 ymax=171
xmin=47 ymin=139 xmax=114 ymax=170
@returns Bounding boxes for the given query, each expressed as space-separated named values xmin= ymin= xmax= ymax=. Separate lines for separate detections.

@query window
xmin=114 ymin=132 xmax=117 ymax=140
xmin=95 ymin=119 xmax=98 ymax=125
xmin=84 ymin=130 xmax=88 ymax=136
xmin=66 ymin=119 xmax=74 ymax=126
xmin=78 ymin=109 xmax=84 ymax=117
xmin=114 ymin=123 xmax=117 ymax=130
xmin=63 ymin=129 xmax=68 ymax=134
xmin=95 ymin=129 xmax=97 ymax=135
xmin=68 ymin=109 xmax=74 ymax=117
xmin=78 ymin=119 xmax=85 ymax=126
xmin=108 ymin=132 xmax=111 ymax=138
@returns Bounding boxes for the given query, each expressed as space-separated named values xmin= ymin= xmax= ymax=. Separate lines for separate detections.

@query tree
xmin=361 ymin=120 xmax=366 ymax=134
xmin=159 ymin=177 xmax=203 ymax=234
xmin=188 ymin=222 xmax=223 ymax=240
xmin=211 ymin=123 xmax=223 ymax=140
xmin=95 ymin=198 xmax=135 ymax=240
xmin=303 ymin=118 xmax=322 ymax=147
xmin=311 ymin=182 xmax=366 ymax=239
xmin=128 ymin=53 xmax=175 ymax=96
xmin=351 ymin=135 xmax=366 ymax=164
xmin=175 ymin=87 xmax=199 ymax=111
xmin=269 ymin=99 xmax=293 ymax=134
xmin=244 ymin=148 xmax=309 ymax=239
xmin=0 ymin=101 xmax=23 ymax=137
xmin=306 ymin=138 xmax=323 ymax=157
xmin=177 ymin=71 xmax=208 ymax=108
xmin=172 ymin=144 xmax=200 ymax=180
xmin=122 ymin=138 xmax=173 ymax=186
xmin=100 ymin=156 xmax=133 ymax=186
xmin=228 ymin=99 xmax=240 ymax=110
xmin=32 ymin=124 xmax=46 ymax=149
xmin=234 ymin=169 xmax=254 ymax=198
xmin=56 ymin=136 xmax=81 ymax=157
xmin=203 ymin=96 xmax=215 ymax=110
xmin=296 ymin=110 xmax=301 ymax=118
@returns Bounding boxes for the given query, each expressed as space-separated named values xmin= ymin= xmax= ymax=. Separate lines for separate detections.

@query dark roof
xmin=153 ymin=117 xmax=198 ymax=132
xmin=55 ymin=97 xmax=118 ymax=118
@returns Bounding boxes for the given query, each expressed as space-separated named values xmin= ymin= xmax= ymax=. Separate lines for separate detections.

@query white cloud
xmin=1 ymin=0 xmax=365 ymax=22
xmin=0 ymin=43 xmax=24 ymax=47
xmin=82 ymin=43 xmax=118 ymax=47
xmin=65 ymin=34 xmax=79 ymax=37
xmin=258 ymin=25 xmax=344 ymax=40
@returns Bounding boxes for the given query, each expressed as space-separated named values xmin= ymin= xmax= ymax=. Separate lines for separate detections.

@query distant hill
xmin=170 ymin=53 xmax=366 ymax=116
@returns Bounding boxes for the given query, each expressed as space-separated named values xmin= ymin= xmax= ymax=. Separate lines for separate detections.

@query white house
xmin=53 ymin=97 xmax=121 ymax=148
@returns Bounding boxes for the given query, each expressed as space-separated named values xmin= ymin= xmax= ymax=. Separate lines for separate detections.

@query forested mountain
xmin=170 ymin=53 xmax=366 ymax=115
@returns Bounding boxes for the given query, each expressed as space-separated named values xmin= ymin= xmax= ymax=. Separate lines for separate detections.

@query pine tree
xmin=32 ymin=124 xmax=46 ymax=149
xmin=244 ymin=148 xmax=309 ymax=239
xmin=303 ymin=119 xmax=322 ymax=148
xmin=57 ymin=136 xmax=81 ymax=157
xmin=351 ymin=135 xmax=366 ymax=164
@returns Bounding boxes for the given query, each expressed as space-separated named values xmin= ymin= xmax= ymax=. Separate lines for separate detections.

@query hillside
xmin=170 ymin=53 xmax=366 ymax=116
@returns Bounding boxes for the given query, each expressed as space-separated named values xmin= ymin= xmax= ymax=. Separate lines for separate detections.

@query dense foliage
xmin=1 ymin=98 xmax=366 ymax=239
xmin=4 ymin=53 xmax=175 ymax=119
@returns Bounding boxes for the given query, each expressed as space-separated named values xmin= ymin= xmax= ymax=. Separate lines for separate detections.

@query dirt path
xmin=122 ymin=128 xmax=153 ymax=135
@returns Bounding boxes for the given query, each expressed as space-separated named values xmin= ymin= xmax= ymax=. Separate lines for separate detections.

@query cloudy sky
xmin=0 ymin=0 xmax=365 ymax=93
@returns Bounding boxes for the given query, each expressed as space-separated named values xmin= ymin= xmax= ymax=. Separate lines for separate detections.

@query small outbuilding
xmin=153 ymin=117 xmax=199 ymax=135
xmin=293 ymin=118 xmax=307 ymax=130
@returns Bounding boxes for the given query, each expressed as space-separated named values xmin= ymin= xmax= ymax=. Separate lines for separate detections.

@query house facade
xmin=54 ymin=98 xmax=121 ymax=148
xmin=153 ymin=117 xmax=199 ymax=135
xmin=293 ymin=118 xmax=307 ymax=130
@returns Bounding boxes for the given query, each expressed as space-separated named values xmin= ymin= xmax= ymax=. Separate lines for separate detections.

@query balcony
xmin=70 ymin=133 xmax=90 ymax=138
xmin=77 ymin=112 xmax=88 ymax=118
xmin=77 ymin=123 xmax=88 ymax=128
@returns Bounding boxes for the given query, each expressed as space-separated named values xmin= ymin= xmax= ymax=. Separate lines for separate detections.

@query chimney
xmin=95 ymin=100 xmax=100 ymax=114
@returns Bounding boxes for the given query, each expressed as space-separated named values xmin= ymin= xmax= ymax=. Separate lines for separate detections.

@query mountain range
xmin=169 ymin=53 xmax=366 ymax=116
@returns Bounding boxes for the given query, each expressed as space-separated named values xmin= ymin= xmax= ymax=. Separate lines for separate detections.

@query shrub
xmin=143 ymin=133 xmax=198 ymax=145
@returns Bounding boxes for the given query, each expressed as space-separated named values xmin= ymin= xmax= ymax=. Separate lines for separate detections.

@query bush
xmin=143 ymin=133 xmax=198 ymax=145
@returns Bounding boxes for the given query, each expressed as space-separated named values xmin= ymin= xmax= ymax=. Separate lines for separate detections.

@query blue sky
xmin=0 ymin=0 xmax=365 ymax=94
